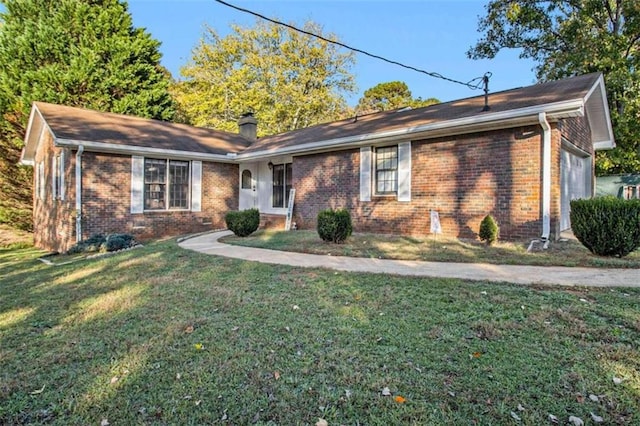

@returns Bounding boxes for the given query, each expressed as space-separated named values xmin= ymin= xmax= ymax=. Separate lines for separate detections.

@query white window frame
xmin=143 ymin=158 xmax=191 ymax=211
xmin=272 ymin=162 xmax=292 ymax=208
xmin=374 ymin=146 xmax=398 ymax=196
xmin=623 ymin=185 xmax=640 ymax=200
xmin=37 ymin=161 xmax=45 ymax=200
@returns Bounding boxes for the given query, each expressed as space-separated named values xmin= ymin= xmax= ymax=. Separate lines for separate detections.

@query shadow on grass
xmin=1 ymin=240 xmax=639 ymax=424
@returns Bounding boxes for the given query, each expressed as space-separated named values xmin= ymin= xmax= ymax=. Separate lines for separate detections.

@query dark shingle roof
xmin=35 ymin=102 xmax=252 ymax=155
xmin=243 ymin=73 xmax=602 ymax=154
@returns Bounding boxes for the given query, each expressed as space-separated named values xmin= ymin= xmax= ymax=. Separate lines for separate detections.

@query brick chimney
xmin=238 ymin=112 xmax=257 ymax=142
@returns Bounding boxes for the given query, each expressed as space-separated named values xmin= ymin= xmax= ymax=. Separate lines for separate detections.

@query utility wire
xmin=213 ymin=0 xmax=488 ymax=90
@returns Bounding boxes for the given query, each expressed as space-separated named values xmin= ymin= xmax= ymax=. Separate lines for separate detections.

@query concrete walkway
xmin=179 ymin=231 xmax=640 ymax=287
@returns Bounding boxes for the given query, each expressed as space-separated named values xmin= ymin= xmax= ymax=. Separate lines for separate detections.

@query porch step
xmin=259 ymin=214 xmax=286 ymax=230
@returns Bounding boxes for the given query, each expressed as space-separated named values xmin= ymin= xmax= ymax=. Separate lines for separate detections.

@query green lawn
xmin=1 ymin=241 xmax=639 ymax=425
xmin=223 ymin=230 xmax=640 ymax=268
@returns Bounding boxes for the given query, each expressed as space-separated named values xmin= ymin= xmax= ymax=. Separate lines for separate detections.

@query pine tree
xmin=0 ymin=0 xmax=175 ymax=230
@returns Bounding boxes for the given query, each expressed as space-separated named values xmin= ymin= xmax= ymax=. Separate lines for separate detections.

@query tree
xmin=0 ymin=0 xmax=175 ymax=230
xmin=171 ymin=20 xmax=356 ymax=136
xmin=356 ymin=81 xmax=439 ymax=113
xmin=468 ymin=0 xmax=640 ymax=175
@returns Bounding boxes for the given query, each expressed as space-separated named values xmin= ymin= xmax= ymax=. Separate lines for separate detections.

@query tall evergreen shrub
xmin=570 ymin=197 xmax=640 ymax=257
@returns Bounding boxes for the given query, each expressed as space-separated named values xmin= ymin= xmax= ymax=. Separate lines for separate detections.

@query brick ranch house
xmin=21 ymin=73 xmax=614 ymax=253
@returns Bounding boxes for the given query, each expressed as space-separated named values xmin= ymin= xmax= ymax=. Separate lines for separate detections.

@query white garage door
xmin=560 ymin=149 xmax=591 ymax=231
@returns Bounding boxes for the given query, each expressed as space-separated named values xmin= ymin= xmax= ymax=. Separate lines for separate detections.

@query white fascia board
xmin=594 ymin=140 xmax=616 ymax=150
xmin=236 ymin=99 xmax=586 ymax=160
xmin=55 ymin=138 xmax=238 ymax=163
xmin=20 ymin=104 xmax=52 ymax=165
xmin=584 ymin=74 xmax=616 ymax=150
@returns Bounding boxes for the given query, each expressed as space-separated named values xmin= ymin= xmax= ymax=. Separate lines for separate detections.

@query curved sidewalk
xmin=179 ymin=231 xmax=640 ymax=287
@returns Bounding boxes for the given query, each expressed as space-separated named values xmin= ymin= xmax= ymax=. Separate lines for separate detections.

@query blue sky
xmin=128 ymin=0 xmax=539 ymax=106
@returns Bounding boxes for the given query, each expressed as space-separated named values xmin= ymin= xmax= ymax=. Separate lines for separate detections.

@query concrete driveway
xmin=179 ymin=231 xmax=640 ymax=287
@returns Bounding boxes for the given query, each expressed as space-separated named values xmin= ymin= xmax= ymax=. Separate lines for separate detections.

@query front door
xmin=239 ymin=164 xmax=257 ymax=210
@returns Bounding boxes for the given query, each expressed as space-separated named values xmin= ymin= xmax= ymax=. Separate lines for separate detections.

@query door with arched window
xmin=239 ymin=165 xmax=257 ymax=210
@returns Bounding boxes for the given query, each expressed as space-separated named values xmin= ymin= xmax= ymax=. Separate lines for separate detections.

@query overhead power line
xmin=213 ymin=0 xmax=489 ymax=91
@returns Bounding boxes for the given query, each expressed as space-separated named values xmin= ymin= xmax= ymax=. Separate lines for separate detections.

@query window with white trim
xmin=51 ymin=154 xmax=64 ymax=200
xmin=272 ymin=163 xmax=292 ymax=208
xmin=623 ymin=185 xmax=640 ymax=200
xmin=375 ymin=146 xmax=398 ymax=195
xmin=144 ymin=159 xmax=190 ymax=210
xmin=37 ymin=161 xmax=45 ymax=200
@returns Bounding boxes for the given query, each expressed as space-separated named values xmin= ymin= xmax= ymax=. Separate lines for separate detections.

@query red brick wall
xmin=560 ymin=116 xmax=593 ymax=155
xmin=293 ymin=125 xmax=565 ymax=240
xmin=32 ymin=146 xmax=238 ymax=252
xmin=32 ymin=131 xmax=76 ymax=252
xmin=81 ymin=153 xmax=238 ymax=242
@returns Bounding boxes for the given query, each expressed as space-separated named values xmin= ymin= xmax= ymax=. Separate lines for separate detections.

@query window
xmin=623 ymin=185 xmax=640 ymax=200
xmin=375 ymin=146 xmax=398 ymax=194
xmin=144 ymin=159 xmax=190 ymax=210
xmin=272 ymin=163 xmax=292 ymax=208
xmin=241 ymin=169 xmax=252 ymax=189
xmin=37 ymin=162 xmax=45 ymax=200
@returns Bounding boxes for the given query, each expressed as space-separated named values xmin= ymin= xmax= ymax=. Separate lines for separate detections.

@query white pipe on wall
xmin=538 ymin=113 xmax=551 ymax=244
xmin=75 ymin=145 xmax=84 ymax=242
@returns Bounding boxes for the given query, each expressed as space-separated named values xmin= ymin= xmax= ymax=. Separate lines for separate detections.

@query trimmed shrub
xmin=317 ymin=208 xmax=353 ymax=243
xmin=570 ymin=197 xmax=640 ymax=257
xmin=479 ymin=215 xmax=499 ymax=245
xmin=67 ymin=233 xmax=137 ymax=254
xmin=225 ymin=208 xmax=260 ymax=237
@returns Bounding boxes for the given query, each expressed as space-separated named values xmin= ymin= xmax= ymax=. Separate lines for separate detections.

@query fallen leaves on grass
xmin=315 ymin=419 xmax=328 ymax=426
xmin=184 ymin=325 xmax=194 ymax=334
xmin=30 ymin=385 xmax=45 ymax=395
xmin=381 ymin=387 xmax=391 ymax=396
xmin=273 ymin=371 xmax=281 ymax=380
xmin=568 ymin=415 xmax=584 ymax=426
xmin=510 ymin=411 xmax=521 ymax=421
xmin=548 ymin=414 xmax=559 ymax=423
xmin=590 ymin=412 xmax=604 ymax=423
xmin=472 ymin=351 xmax=482 ymax=358
xmin=394 ymin=395 xmax=406 ymax=404
xmin=613 ymin=376 xmax=623 ymax=385
xmin=194 ymin=343 xmax=203 ymax=351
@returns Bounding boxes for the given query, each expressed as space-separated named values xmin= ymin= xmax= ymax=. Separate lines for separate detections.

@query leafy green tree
xmin=356 ymin=81 xmax=439 ymax=113
xmin=172 ymin=20 xmax=356 ymax=136
xmin=468 ymin=0 xmax=640 ymax=175
xmin=0 ymin=0 xmax=175 ymax=230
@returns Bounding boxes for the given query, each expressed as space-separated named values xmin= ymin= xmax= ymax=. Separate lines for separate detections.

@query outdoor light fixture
xmin=268 ymin=161 xmax=273 ymax=170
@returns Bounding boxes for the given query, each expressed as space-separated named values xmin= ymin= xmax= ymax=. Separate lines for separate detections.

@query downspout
xmin=75 ymin=145 xmax=84 ymax=242
xmin=538 ymin=113 xmax=551 ymax=248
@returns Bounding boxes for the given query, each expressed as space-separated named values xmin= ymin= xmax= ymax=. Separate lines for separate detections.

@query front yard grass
xmin=223 ymin=230 xmax=640 ymax=268
xmin=1 ymin=240 xmax=639 ymax=425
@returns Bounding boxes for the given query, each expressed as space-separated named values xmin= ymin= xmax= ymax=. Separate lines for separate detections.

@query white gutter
xmin=538 ymin=113 xmax=551 ymax=246
xmin=236 ymin=99 xmax=585 ymax=160
xmin=56 ymin=138 xmax=239 ymax=163
xmin=75 ymin=145 xmax=84 ymax=243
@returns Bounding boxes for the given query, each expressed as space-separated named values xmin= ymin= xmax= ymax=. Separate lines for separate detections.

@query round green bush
xmin=317 ymin=208 xmax=353 ymax=243
xmin=479 ymin=214 xmax=499 ymax=245
xmin=225 ymin=208 xmax=260 ymax=237
xmin=570 ymin=197 xmax=640 ymax=257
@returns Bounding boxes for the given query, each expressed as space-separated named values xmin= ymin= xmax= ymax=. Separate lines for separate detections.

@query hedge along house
xmin=21 ymin=73 xmax=614 ymax=253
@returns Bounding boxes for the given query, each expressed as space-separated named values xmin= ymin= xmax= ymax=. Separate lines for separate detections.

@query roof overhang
xmin=236 ymin=99 xmax=588 ymax=161
xmin=20 ymin=104 xmax=50 ymax=166
xmin=584 ymin=74 xmax=615 ymax=150
xmin=54 ymin=138 xmax=238 ymax=163
xmin=19 ymin=102 xmax=238 ymax=164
